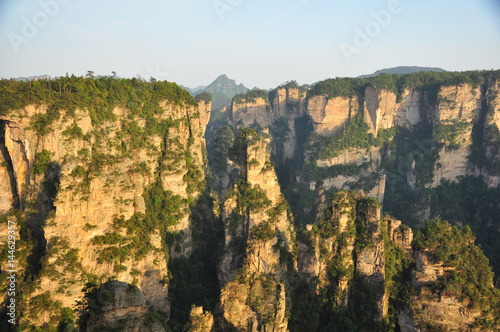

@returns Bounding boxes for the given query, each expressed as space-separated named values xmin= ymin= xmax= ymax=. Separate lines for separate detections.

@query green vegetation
xmin=29 ymin=293 xmax=62 ymax=321
xmin=32 ymin=150 xmax=52 ymax=175
xmin=92 ymin=179 xmax=185 ymax=264
xmin=209 ymin=93 xmax=231 ymax=111
xmin=128 ymin=161 xmax=150 ymax=176
xmin=307 ymin=115 xmax=395 ymax=160
xmin=144 ymin=180 xmax=185 ymax=230
xmin=428 ymin=177 xmax=500 ymax=278
xmin=354 ymin=197 xmax=381 ymax=249
xmin=41 ymin=237 xmax=82 ymax=278
xmin=487 ymin=124 xmax=500 ymax=169
xmin=0 ymin=76 xmax=196 ymax=122
xmin=413 ymin=220 xmax=499 ymax=326
xmin=434 ymin=121 xmax=472 ymax=150
xmin=62 ymin=122 xmax=84 ymax=140
xmin=3 ymin=68 xmax=500 ymax=331
xmin=210 ymin=125 xmax=235 ymax=190
xmin=309 ymin=70 xmax=500 ymax=103
xmin=58 ymin=307 xmax=77 ymax=331
xmin=0 ymin=211 xmax=40 ymax=330
xmin=184 ymin=152 xmax=205 ymax=196
xmin=194 ymin=91 xmax=212 ymax=103
xmin=381 ymin=218 xmax=415 ymax=330
xmin=224 ymin=179 xmax=273 ymax=237
xmin=228 ymin=127 xmax=262 ymax=167
xmin=233 ymin=88 xmax=269 ymax=104
xmin=301 ymin=161 xmax=370 ymax=182
xmin=473 ymin=123 xmax=500 ymax=175
xmin=167 ymin=190 xmax=221 ymax=331
xmin=250 ymin=222 xmax=276 ymax=242
xmin=291 ymin=192 xmax=387 ymax=332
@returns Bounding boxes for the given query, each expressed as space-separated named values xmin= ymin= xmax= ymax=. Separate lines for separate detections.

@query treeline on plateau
xmin=308 ymin=70 xmax=500 ymax=102
xmin=3 ymin=70 xmax=500 ymax=120
xmin=0 ymin=75 xmax=197 ymax=127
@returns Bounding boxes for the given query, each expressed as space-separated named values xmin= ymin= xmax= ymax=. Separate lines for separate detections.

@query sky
xmin=0 ymin=0 xmax=499 ymax=89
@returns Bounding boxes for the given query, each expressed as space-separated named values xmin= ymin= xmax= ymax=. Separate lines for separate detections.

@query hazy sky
xmin=1 ymin=0 xmax=499 ymax=89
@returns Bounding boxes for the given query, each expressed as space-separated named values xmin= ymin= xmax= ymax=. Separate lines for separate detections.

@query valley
xmin=0 ymin=70 xmax=499 ymax=331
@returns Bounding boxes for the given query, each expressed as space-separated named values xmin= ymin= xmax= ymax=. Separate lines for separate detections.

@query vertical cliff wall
xmin=1 ymin=72 xmax=500 ymax=331
xmin=0 ymin=78 xmax=210 ymax=329
xmin=217 ymin=128 xmax=295 ymax=331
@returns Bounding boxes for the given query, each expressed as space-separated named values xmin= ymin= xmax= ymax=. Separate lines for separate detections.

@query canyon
xmin=0 ymin=71 xmax=499 ymax=331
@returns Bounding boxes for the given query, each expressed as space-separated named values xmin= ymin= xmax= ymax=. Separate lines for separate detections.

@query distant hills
xmin=203 ymin=74 xmax=248 ymax=96
xmin=180 ymin=85 xmax=207 ymax=95
xmin=14 ymin=75 xmax=53 ymax=81
xmin=358 ymin=66 xmax=446 ymax=78
xmin=183 ymin=74 xmax=249 ymax=111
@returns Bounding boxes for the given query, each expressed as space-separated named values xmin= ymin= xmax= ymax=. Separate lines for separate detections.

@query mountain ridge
xmin=358 ymin=66 xmax=446 ymax=78
xmin=0 ymin=70 xmax=499 ymax=331
xmin=186 ymin=74 xmax=249 ymax=111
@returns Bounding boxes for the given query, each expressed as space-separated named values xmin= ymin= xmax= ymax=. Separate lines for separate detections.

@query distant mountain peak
xmin=203 ymin=74 xmax=248 ymax=97
xmin=181 ymin=74 xmax=249 ymax=111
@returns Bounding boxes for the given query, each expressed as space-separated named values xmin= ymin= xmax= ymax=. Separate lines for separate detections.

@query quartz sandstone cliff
xmin=0 ymin=99 xmax=210 ymax=327
xmin=217 ymin=129 xmax=294 ymax=332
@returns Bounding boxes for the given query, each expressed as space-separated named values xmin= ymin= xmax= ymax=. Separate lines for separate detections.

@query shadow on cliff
xmin=0 ymin=121 xmax=20 ymax=210
xmin=24 ymin=161 xmax=60 ymax=277
xmin=167 ymin=184 xmax=225 ymax=330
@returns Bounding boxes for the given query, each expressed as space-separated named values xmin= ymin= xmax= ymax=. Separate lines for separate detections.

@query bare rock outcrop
xmin=86 ymin=281 xmax=166 ymax=332
xmin=0 ymin=147 xmax=14 ymax=214
xmin=0 ymin=99 xmax=208 ymax=326
xmin=307 ymin=95 xmax=355 ymax=136
xmin=187 ymin=306 xmax=214 ymax=332
xmin=217 ymin=129 xmax=294 ymax=331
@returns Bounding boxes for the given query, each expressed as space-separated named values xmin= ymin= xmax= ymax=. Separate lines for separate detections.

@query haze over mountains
xmin=1 ymin=69 xmax=500 ymax=331
xmin=181 ymin=67 xmax=447 ymax=111
xmin=182 ymin=74 xmax=249 ymax=111
xmin=358 ymin=66 xmax=446 ymax=78
xmin=11 ymin=67 xmax=447 ymax=113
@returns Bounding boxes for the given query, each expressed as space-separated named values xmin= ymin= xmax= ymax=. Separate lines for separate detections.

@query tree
xmin=86 ymin=71 xmax=94 ymax=79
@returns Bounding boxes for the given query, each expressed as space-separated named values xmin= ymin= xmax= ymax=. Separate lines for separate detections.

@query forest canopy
xmin=0 ymin=76 xmax=197 ymax=121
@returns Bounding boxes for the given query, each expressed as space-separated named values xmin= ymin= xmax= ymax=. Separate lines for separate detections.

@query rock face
xmin=354 ymin=199 xmax=388 ymax=318
xmin=313 ymin=146 xmax=386 ymax=203
xmin=86 ymin=281 xmax=166 ymax=332
xmin=231 ymin=97 xmax=272 ymax=130
xmin=363 ymin=87 xmax=423 ymax=134
xmin=398 ymin=219 xmax=499 ymax=332
xmin=2 ymin=116 xmax=34 ymax=204
xmin=297 ymin=192 xmax=394 ymax=320
xmin=0 ymin=145 xmax=14 ymax=214
xmin=1 ymin=75 xmax=500 ymax=332
xmin=436 ymin=84 xmax=481 ymax=124
xmin=198 ymin=100 xmax=212 ymax=136
xmin=403 ymin=251 xmax=484 ymax=332
xmin=299 ymin=82 xmax=500 ymax=214
xmin=0 ymin=98 xmax=208 ymax=327
xmin=271 ymin=87 xmax=307 ymax=162
xmin=387 ymin=218 xmax=413 ymax=252
xmin=295 ymin=192 xmax=499 ymax=331
xmin=217 ymin=128 xmax=294 ymax=332
xmin=187 ymin=306 xmax=214 ymax=332
xmin=225 ymin=82 xmax=500 ymax=208
xmin=307 ymin=95 xmax=354 ymax=136
xmin=431 ymin=136 xmax=471 ymax=188
xmin=483 ymin=81 xmax=500 ymax=186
